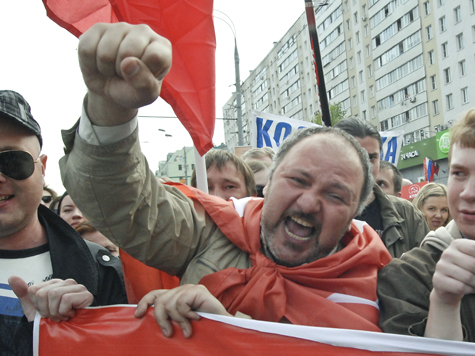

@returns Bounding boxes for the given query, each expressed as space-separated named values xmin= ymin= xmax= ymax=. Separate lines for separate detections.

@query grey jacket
xmin=60 ymin=125 xmax=252 ymax=285
xmin=373 ymin=184 xmax=429 ymax=258
xmin=378 ymin=220 xmax=475 ymax=341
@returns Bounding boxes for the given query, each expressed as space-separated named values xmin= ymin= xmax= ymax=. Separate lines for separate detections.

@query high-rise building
xmin=222 ymin=0 xmax=475 ymax=153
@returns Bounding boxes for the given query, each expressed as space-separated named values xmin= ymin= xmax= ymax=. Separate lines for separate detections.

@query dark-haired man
xmin=0 ymin=90 xmax=126 ymax=355
xmin=336 ymin=118 xmax=429 ymax=258
xmin=190 ymin=149 xmax=256 ymax=201
xmin=377 ymin=160 xmax=403 ymax=197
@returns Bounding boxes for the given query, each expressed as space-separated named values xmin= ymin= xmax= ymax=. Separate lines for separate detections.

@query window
xmin=367 ymin=64 xmax=373 ymax=78
xmin=348 ymin=38 xmax=352 ymax=49
xmin=357 ymin=51 xmax=362 ymax=63
xmin=371 ymin=106 xmax=376 ymax=118
xmin=346 ymin=19 xmax=350 ymax=31
xmin=459 ymin=60 xmax=466 ymax=76
xmin=359 ymin=70 xmax=364 ymax=83
xmin=446 ymin=94 xmax=454 ymax=110
xmin=433 ymin=100 xmax=439 ymax=115
xmin=356 ymin=31 xmax=360 ymax=44
xmin=361 ymin=90 xmax=366 ymax=103
xmin=351 ymin=76 xmax=356 ymax=88
xmin=424 ymin=1 xmax=430 ymax=15
xmin=438 ymin=0 xmax=445 ymax=6
xmin=454 ymin=6 xmax=461 ymax=23
xmin=364 ymin=25 xmax=369 ymax=37
xmin=444 ymin=68 xmax=451 ymax=84
xmin=366 ymin=45 xmax=370 ymax=57
xmin=353 ymin=95 xmax=358 ymax=107
xmin=178 ymin=164 xmax=183 ymax=170
xmin=471 ymin=0 xmax=475 ymax=13
xmin=442 ymin=42 xmax=448 ymax=58
xmin=456 ymin=33 xmax=464 ymax=50
xmin=462 ymin=87 xmax=469 ymax=104
xmin=430 ymin=75 xmax=437 ymax=90
xmin=439 ymin=16 xmax=446 ymax=32
xmin=354 ymin=11 xmax=359 ymax=24
xmin=369 ymin=85 xmax=374 ymax=98
xmin=428 ymin=50 xmax=435 ymax=64
xmin=362 ymin=110 xmax=367 ymax=120
xmin=426 ymin=25 xmax=433 ymax=41
xmin=349 ymin=57 xmax=354 ymax=68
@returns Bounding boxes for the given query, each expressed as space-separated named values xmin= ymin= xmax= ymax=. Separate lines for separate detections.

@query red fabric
xmin=42 ymin=0 xmax=216 ymax=155
xmin=37 ymin=307 xmax=434 ymax=355
xmin=169 ymin=183 xmax=392 ymax=332
xmin=120 ymin=249 xmax=179 ymax=304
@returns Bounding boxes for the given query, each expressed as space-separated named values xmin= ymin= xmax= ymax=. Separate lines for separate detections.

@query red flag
xmin=42 ymin=0 xmax=216 ymax=155
xmin=119 ymin=249 xmax=179 ymax=304
xmin=35 ymin=307 xmax=455 ymax=356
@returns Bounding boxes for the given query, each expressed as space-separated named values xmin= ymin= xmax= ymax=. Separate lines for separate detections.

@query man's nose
xmin=297 ymin=191 xmax=321 ymax=214
xmin=460 ymin=176 xmax=475 ymax=202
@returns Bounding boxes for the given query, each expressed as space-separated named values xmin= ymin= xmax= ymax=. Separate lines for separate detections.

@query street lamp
xmin=214 ymin=10 xmax=244 ymax=146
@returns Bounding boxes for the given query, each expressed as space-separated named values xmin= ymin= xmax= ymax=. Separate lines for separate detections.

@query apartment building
xmin=222 ymin=0 xmax=475 ymax=153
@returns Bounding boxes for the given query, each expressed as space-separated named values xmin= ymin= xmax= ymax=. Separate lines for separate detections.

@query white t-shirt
xmin=0 ymin=245 xmax=52 ymax=317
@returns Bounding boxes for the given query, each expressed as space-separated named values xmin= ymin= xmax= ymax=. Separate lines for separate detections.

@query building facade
xmin=222 ymin=0 xmax=475 ymax=154
xmin=157 ymin=146 xmax=195 ymax=184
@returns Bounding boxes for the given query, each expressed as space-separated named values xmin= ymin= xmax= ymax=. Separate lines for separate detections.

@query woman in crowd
xmin=412 ymin=183 xmax=451 ymax=232
xmin=57 ymin=191 xmax=87 ymax=228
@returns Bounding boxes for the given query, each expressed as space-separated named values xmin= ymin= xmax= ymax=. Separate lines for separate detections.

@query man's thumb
xmin=8 ymin=276 xmax=36 ymax=321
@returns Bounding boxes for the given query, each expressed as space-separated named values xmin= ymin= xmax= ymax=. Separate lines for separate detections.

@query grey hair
xmin=269 ymin=126 xmax=374 ymax=215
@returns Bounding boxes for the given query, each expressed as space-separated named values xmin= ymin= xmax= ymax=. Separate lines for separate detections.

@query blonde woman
xmin=412 ymin=183 xmax=451 ymax=232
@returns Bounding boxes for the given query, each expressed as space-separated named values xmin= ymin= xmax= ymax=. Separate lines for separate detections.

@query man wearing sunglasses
xmin=0 ymin=90 xmax=127 ymax=355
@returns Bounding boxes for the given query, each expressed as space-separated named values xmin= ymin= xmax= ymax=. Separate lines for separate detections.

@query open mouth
xmin=284 ymin=216 xmax=315 ymax=241
xmin=0 ymin=195 xmax=13 ymax=203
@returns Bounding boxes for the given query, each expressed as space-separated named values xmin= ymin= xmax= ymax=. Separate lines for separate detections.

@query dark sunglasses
xmin=42 ymin=196 xmax=53 ymax=204
xmin=0 ymin=150 xmax=39 ymax=180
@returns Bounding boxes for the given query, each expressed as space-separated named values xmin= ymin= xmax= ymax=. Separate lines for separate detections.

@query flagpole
xmin=304 ymin=0 xmax=331 ymax=127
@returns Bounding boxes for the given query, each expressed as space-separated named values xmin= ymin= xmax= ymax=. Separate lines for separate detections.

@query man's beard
xmin=260 ymin=209 xmax=332 ymax=267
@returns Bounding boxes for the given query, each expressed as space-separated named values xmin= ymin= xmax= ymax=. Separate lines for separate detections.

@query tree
xmin=312 ymin=102 xmax=348 ymax=126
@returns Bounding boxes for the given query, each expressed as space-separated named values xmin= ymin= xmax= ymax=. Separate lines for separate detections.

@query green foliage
xmin=312 ymin=102 xmax=348 ymax=126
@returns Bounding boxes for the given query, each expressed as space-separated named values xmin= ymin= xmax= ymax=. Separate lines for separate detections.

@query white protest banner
xmin=250 ymin=111 xmax=318 ymax=150
xmin=380 ymin=130 xmax=404 ymax=166
xmin=251 ymin=111 xmax=404 ymax=166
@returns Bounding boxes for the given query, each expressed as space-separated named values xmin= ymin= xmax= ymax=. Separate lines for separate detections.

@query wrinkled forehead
xmin=290 ymin=133 xmax=360 ymax=160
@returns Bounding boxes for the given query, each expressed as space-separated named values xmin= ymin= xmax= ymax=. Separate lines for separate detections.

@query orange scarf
xmin=171 ymin=183 xmax=391 ymax=332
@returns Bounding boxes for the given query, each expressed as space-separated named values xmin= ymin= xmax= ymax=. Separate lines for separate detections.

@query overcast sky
xmin=0 ymin=0 xmax=305 ymax=192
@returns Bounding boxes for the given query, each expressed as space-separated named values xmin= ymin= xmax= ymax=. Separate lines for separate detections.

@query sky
xmin=0 ymin=0 xmax=305 ymax=193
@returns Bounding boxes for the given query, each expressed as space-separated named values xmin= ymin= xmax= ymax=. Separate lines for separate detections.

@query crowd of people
xmin=1 ymin=22 xmax=474 ymax=354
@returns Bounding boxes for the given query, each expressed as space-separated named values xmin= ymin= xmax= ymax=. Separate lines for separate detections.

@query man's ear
xmin=396 ymin=191 xmax=402 ymax=198
xmin=40 ymin=154 xmax=47 ymax=178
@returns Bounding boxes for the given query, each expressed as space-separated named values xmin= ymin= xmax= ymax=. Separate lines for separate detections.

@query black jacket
xmin=0 ymin=205 xmax=127 ymax=355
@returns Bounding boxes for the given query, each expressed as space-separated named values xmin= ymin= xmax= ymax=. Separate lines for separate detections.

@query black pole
xmin=304 ymin=0 xmax=331 ymax=127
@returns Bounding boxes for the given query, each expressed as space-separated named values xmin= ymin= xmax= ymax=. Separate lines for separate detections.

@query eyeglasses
xmin=0 ymin=150 xmax=40 ymax=180
xmin=42 ymin=196 xmax=53 ymax=204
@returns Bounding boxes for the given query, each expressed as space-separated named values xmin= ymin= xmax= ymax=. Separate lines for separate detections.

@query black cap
xmin=0 ymin=90 xmax=42 ymax=148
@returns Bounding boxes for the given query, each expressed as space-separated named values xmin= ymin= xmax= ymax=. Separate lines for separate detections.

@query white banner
xmin=250 ymin=111 xmax=403 ymax=166
xmin=380 ymin=130 xmax=404 ymax=166
xmin=250 ymin=111 xmax=318 ymax=150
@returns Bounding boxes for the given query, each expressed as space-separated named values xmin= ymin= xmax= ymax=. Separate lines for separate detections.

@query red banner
xmin=43 ymin=0 xmax=216 ymax=155
xmin=34 ymin=306 xmax=472 ymax=356
xmin=400 ymin=181 xmax=428 ymax=201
